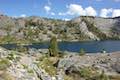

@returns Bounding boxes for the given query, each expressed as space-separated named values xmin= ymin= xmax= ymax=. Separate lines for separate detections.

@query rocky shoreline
xmin=0 ymin=47 xmax=120 ymax=80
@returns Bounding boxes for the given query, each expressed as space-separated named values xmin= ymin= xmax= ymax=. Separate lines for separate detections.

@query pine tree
xmin=79 ymin=48 xmax=85 ymax=56
xmin=48 ymin=36 xmax=58 ymax=56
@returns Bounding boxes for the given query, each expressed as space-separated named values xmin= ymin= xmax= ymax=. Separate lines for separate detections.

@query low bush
xmin=0 ymin=58 xmax=10 ymax=70
xmin=79 ymin=48 xmax=85 ymax=56
xmin=79 ymin=67 xmax=92 ymax=79
xmin=37 ymin=58 xmax=57 ymax=76
xmin=64 ymin=75 xmax=74 ymax=80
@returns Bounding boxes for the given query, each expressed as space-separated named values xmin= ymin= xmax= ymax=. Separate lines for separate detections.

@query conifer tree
xmin=48 ymin=36 xmax=58 ymax=56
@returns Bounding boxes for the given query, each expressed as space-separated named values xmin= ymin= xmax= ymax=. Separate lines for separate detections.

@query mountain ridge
xmin=0 ymin=14 xmax=120 ymax=43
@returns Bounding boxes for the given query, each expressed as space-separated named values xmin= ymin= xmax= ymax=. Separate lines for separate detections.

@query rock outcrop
xmin=0 ymin=47 xmax=120 ymax=80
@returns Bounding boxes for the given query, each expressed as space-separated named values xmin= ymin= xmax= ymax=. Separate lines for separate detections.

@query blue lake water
xmin=0 ymin=40 xmax=120 ymax=53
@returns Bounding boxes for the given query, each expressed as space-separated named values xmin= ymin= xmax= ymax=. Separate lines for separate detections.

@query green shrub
xmin=0 ymin=58 xmax=10 ymax=70
xmin=79 ymin=48 xmax=85 ymax=56
xmin=109 ymin=75 xmax=120 ymax=80
xmin=1 ymin=35 xmax=16 ymax=44
xmin=36 ymin=55 xmax=48 ymax=61
xmin=64 ymin=75 xmax=74 ymax=80
xmin=37 ymin=58 xmax=57 ymax=76
xmin=27 ymin=68 xmax=34 ymax=74
xmin=7 ymin=51 xmax=18 ymax=61
xmin=22 ymin=64 xmax=28 ymax=69
xmin=79 ymin=67 xmax=92 ymax=78
xmin=99 ymin=70 xmax=109 ymax=80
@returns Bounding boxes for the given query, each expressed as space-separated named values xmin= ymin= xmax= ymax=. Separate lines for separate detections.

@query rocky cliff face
xmin=0 ymin=15 xmax=120 ymax=43
xmin=71 ymin=16 xmax=120 ymax=40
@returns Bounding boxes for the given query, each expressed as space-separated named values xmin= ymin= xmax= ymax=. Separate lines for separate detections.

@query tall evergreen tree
xmin=48 ymin=36 xmax=58 ymax=56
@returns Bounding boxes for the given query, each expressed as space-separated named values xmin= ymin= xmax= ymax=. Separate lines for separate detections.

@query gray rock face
xmin=72 ymin=16 xmax=120 ymax=39
xmin=94 ymin=18 xmax=115 ymax=34
xmin=79 ymin=22 xmax=99 ymax=40
xmin=0 ymin=47 xmax=9 ymax=58
xmin=111 ymin=59 xmax=120 ymax=73
xmin=58 ymin=53 xmax=120 ymax=75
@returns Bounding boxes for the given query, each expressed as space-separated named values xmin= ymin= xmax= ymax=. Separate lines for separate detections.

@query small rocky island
xmin=0 ymin=37 xmax=120 ymax=80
